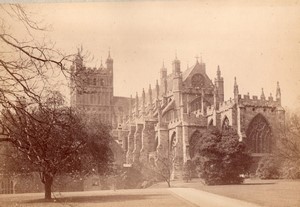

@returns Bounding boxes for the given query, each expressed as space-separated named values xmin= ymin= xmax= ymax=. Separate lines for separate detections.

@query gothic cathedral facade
xmin=70 ymin=52 xmax=285 ymax=178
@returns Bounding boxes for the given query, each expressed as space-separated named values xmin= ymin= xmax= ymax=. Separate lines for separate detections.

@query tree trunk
xmin=44 ymin=174 xmax=53 ymax=200
xmin=167 ymin=180 xmax=171 ymax=188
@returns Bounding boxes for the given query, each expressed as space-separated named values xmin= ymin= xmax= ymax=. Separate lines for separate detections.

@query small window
xmin=100 ymin=79 xmax=104 ymax=86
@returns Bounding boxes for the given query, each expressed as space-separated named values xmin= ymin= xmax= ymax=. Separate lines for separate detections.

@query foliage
xmin=256 ymin=155 xmax=281 ymax=179
xmin=279 ymin=159 xmax=300 ymax=179
xmin=182 ymin=160 xmax=193 ymax=182
xmin=192 ymin=128 xmax=252 ymax=185
xmin=275 ymin=112 xmax=300 ymax=178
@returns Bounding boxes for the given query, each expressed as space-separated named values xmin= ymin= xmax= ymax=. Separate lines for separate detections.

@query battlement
xmin=168 ymin=118 xmax=182 ymax=128
xmin=82 ymin=66 xmax=111 ymax=74
xmin=238 ymin=93 xmax=280 ymax=107
xmin=218 ymin=98 xmax=235 ymax=111
xmin=206 ymin=105 xmax=215 ymax=116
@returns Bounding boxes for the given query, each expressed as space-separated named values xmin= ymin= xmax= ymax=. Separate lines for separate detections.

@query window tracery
xmin=246 ymin=114 xmax=272 ymax=153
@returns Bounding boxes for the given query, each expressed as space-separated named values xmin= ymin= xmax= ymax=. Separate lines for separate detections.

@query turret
xmin=129 ymin=95 xmax=133 ymax=119
xmin=160 ymin=61 xmax=168 ymax=95
xmin=148 ymin=84 xmax=153 ymax=106
xmin=106 ymin=50 xmax=113 ymax=70
xmin=156 ymin=79 xmax=159 ymax=99
xmin=214 ymin=65 xmax=224 ymax=102
xmin=261 ymin=88 xmax=265 ymax=100
xmin=213 ymin=85 xmax=219 ymax=110
xmin=142 ymin=88 xmax=145 ymax=116
xmin=74 ymin=49 xmax=83 ymax=71
xmin=276 ymin=81 xmax=281 ymax=105
xmin=135 ymin=92 xmax=139 ymax=117
xmin=160 ymin=61 xmax=167 ymax=79
xmin=172 ymin=53 xmax=181 ymax=75
xmin=234 ymin=77 xmax=239 ymax=103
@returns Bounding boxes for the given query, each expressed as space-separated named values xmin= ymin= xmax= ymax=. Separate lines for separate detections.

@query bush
xmin=256 ymin=156 xmax=281 ymax=179
xmin=182 ymin=161 xmax=193 ymax=182
xmin=280 ymin=160 xmax=300 ymax=179
xmin=192 ymin=128 xmax=252 ymax=185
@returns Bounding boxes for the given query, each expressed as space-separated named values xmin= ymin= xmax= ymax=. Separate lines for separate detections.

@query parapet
xmin=238 ymin=93 xmax=280 ymax=107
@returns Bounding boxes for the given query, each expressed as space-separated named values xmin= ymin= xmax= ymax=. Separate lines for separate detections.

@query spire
xmin=269 ymin=93 xmax=273 ymax=101
xmin=106 ymin=49 xmax=113 ymax=70
xmin=100 ymin=57 xmax=103 ymax=67
xmin=142 ymin=88 xmax=145 ymax=115
xmin=156 ymin=79 xmax=159 ymax=99
xmin=234 ymin=77 xmax=239 ymax=99
xmin=276 ymin=81 xmax=281 ymax=104
xmin=108 ymin=47 xmax=111 ymax=59
xmin=200 ymin=52 xmax=203 ymax=64
xmin=213 ymin=85 xmax=219 ymax=109
xmin=195 ymin=55 xmax=199 ymax=64
xmin=135 ymin=92 xmax=139 ymax=117
xmin=217 ymin=65 xmax=221 ymax=79
xmin=164 ymin=78 xmax=168 ymax=94
xmin=149 ymin=84 xmax=153 ymax=105
xmin=261 ymin=88 xmax=265 ymax=100
xmin=142 ymin=88 xmax=145 ymax=100
xmin=129 ymin=95 xmax=133 ymax=118
xmin=172 ymin=52 xmax=181 ymax=74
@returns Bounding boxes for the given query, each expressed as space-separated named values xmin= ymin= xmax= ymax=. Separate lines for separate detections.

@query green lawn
xmin=153 ymin=178 xmax=300 ymax=207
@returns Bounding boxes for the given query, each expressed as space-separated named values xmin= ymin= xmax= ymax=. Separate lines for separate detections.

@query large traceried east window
xmin=191 ymin=73 xmax=205 ymax=89
xmin=246 ymin=114 xmax=272 ymax=153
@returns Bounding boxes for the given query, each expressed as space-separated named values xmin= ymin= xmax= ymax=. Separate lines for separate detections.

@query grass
xmin=0 ymin=188 xmax=196 ymax=207
xmin=1 ymin=179 xmax=299 ymax=207
xmin=153 ymin=178 xmax=300 ymax=207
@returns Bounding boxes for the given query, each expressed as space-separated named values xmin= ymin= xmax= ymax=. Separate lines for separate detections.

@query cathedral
xmin=70 ymin=51 xmax=285 ymax=178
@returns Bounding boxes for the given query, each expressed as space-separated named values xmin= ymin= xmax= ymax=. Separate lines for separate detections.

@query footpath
xmin=169 ymin=188 xmax=262 ymax=207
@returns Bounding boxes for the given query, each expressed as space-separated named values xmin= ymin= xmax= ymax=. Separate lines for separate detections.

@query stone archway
xmin=246 ymin=114 xmax=272 ymax=153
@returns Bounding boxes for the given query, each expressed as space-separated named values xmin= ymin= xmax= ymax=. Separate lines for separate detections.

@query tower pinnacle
xmin=234 ymin=77 xmax=239 ymax=98
xmin=276 ymin=81 xmax=281 ymax=104
xmin=261 ymin=88 xmax=265 ymax=100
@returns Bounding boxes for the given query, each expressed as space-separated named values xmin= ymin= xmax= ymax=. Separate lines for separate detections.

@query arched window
xmin=100 ymin=79 xmax=104 ymax=86
xmin=189 ymin=130 xmax=201 ymax=159
xmin=170 ymin=132 xmax=177 ymax=157
xmin=222 ymin=116 xmax=230 ymax=130
xmin=246 ymin=114 xmax=272 ymax=153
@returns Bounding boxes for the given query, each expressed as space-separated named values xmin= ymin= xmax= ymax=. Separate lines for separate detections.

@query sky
xmin=3 ymin=1 xmax=300 ymax=110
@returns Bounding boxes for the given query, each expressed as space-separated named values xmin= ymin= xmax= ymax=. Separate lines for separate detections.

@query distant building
xmin=71 ymin=52 xmax=285 ymax=179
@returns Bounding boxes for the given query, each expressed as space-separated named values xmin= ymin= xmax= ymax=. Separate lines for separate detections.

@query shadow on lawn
xmin=242 ymin=182 xmax=276 ymax=185
xmin=26 ymin=194 xmax=168 ymax=203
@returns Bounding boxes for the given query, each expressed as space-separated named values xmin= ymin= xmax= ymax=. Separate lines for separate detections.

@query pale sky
xmin=4 ymin=1 xmax=300 ymax=110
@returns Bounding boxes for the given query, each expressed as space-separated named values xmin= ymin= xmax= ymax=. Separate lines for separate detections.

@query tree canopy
xmin=192 ymin=128 xmax=252 ymax=185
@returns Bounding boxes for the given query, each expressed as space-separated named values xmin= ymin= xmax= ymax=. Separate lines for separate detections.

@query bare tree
xmin=0 ymin=5 xmax=114 ymax=199
xmin=0 ymin=91 xmax=113 ymax=199
xmin=0 ymin=4 xmax=74 ymax=120
xmin=274 ymin=111 xmax=300 ymax=178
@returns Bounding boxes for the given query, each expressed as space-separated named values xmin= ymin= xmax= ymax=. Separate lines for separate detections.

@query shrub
xmin=192 ymin=128 xmax=252 ymax=185
xmin=256 ymin=156 xmax=281 ymax=179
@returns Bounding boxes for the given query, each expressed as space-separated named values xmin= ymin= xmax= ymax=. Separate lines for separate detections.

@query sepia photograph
xmin=0 ymin=0 xmax=299 ymax=206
